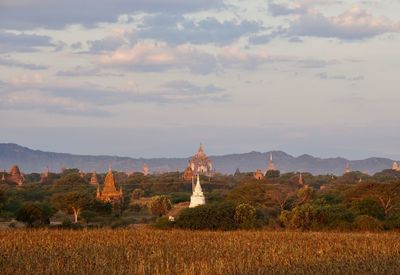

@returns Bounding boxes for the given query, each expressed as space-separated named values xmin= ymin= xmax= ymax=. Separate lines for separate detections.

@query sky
xmin=0 ymin=0 xmax=400 ymax=160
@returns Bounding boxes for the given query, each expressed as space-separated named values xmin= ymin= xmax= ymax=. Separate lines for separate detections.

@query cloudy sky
xmin=1 ymin=0 xmax=400 ymax=159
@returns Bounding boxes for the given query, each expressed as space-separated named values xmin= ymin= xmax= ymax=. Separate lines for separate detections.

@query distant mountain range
xmin=0 ymin=143 xmax=396 ymax=175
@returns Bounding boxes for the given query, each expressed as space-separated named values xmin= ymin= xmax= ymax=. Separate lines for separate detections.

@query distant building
xmin=265 ymin=153 xmax=278 ymax=175
xmin=183 ymin=166 xmax=195 ymax=181
xmin=344 ymin=163 xmax=351 ymax=174
xmin=143 ymin=163 xmax=149 ymax=176
xmin=183 ymin=143 xmax=213 ymax=180
xmin=392 ymin=161 xmax=400 ymax=171
xmin=253 ymin=169 xmax=264 ymax=180
xmin=8 ymin=165 xmax=24 ymax=186
xmin=90 ymin=170 xmax=99 ymax=185
xmin=96 ymin=167 xmax=123 ymax=204
xmin=40 ymin=166 xmax=50 ymax=183
xmin=298 ymin=172 xmax=304 ymax=185
xmin=79 ymin=170 xmax=85 ymax=178
xmin=189 ymin=174 xmax=206 ymax=208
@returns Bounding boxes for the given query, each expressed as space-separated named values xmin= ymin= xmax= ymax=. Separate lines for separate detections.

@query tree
xmin=54 ymin=173 xmax=87 ymax=186
xmin=0 ymin=188 xmax=6 ymax=211
xmin=296 ymin=186 xmax=316 ymax=205
xmin=52 ymin=192 xmax=93 ymax=223
xmin=227 ymin=182 xmax=267 ymax=207
xmin=234 ymin=203 xmax=257 ymax=229
xmin=177 ymin=203 xmax=237 ymax=230
xmin=147 ymin=195 xmax=172 ymax=217
xmin=16 ymin=203 xmax=52 ymax=227
xmin=265 ymin=170 xmax=280 ymax=179
xmin=267 ymin=185 xmax=296 ymax=211
xmin=131 ymin=188 xmax=145 ymax=200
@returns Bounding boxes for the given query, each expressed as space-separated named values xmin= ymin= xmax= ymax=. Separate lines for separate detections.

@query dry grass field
xmin=1 ymin=229 xmax=399 ymax=274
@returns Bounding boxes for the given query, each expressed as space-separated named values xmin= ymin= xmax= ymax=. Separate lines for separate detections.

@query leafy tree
xmin=52 ymin=192 xmax=93 ymax=223
xmin=54 ymin=173 xmax=87 ymax=186
xmin=177 ymin=203 xmax=237 ymax=230
xmin=279 ymin=204 xmax=316 ymax=230
xmin=147 ymin=195 xmax=172 ymax=217
xmin=267 ymin=185 xmax=296 ymax=211
xmin=16 ymin=203 xmax=53 ymax=227
xmin=131 ymin=188 xmax=145 ymax=200
xmin=265 ymin=170 xmax=280 ymax=179
xmin=351 ymin=198 xmax=385 ymax=220
xmin=227 ymin=182 xmax=267 ymax=207
xmin=296 ymin=186 xmax=316 ymax=205
xmin=234 ymin=203 xmax=257 ymax=229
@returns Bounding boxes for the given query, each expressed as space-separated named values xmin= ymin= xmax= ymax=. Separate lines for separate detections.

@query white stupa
xmin=189 ymin=174 xmax=206 ymax=208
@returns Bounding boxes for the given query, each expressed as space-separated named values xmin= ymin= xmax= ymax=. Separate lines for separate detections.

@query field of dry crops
xmin=1 ymin=229 xmax=400 ymax=274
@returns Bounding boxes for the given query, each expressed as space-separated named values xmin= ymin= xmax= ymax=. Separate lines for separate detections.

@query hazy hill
xmin=0 ymin=143 xmax=395 ymax=175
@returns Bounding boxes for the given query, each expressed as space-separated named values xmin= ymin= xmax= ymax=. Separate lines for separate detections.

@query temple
xmin=96 ymin=167 xmax=123 ymax=204
xmin=40 ymin=166 xmax=50 ymax=183
xmin=392 ymin=161 xmax=400 ymax=171
xmin=143 ymin=163 xmax=149 ymax=176
xmin=183 ymin=144 xmax=213 ymax=180
xmin=189 ymin=174 xmax=206 ymax=208
xmin=298 ymin=173 xmax=304 ymax=185
xmin=8 ymin=165 xmax=24 ymax=186
xmin=344 ymin=163 xmax=351 ymax=174
xmin=90 ymin=170 xmax=99 ymax=185
xmin=265 ymin=153 xmax=278 ymax=175
xmin=254 ymin=169 xmax=264 ymax=180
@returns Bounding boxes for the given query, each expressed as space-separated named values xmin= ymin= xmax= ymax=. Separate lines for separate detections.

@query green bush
xmin=384 ymin=212 xmax=400 ymax=230
xmin=351 ymin=198 xmax=385 ymax=220
xmin=354 ymin=215 xmax=383 ymax=231
xmin=234 ymin=203 xmax=257 ymax=229
xmin=153 ymin=216 xmax=174 ymax=229
xmin=177 ymin=202 xmax=237 ymax=231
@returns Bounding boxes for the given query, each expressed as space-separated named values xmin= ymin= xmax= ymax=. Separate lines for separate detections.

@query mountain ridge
xmin=0 ymin=143 xmax=396 ymax=175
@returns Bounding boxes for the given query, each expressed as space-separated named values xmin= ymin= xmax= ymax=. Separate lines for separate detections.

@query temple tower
xmin=189 ymin=174 xmax=206 ymax=208
xmin=8 ymin=165 xmax=24 ymax=185
xmin=392 ymin=161 xmax=400 ymax=171
xmin=90 ymin=170 xmax=99 ymax=185
xmin=96 ymin=167 xmax=123 ymax=204
xmin=143 ymin=163 xmax=149 ymax=176
xmin=265 ymin=153 xmax=278 ymax=175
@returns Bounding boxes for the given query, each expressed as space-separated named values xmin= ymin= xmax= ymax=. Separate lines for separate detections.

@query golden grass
xmin=1 ymin=229 xmax=400 ymax=274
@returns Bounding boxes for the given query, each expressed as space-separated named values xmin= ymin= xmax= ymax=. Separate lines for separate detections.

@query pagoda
xmin=8 ymin=165 xmax=24 ymax=186
xmin=265 ymin=153 xmax=278 ymax=175
xmin=143 ymin=163 xmax=149 ymax=176
xmin=344 ymin=163 xmax=351 ymax=174
xmin=253 ymin=169 xmax=264 ymax=180
xmin=40 ymin=166 xmax=50 ymax=183
xmin=189 ymin=174 xmax=206 ymax=208
xmin=96 ymin=167 xmax=123 ymax=204
xmin=184 ymin=144 xmax=213 ymax=180
xmin=392 ymin=161 xmax=400 ymax=171
xmin=90 ymin=170 xmax=99 ymax=185
xmin=298 ymin=172 xmax=304 ymax=185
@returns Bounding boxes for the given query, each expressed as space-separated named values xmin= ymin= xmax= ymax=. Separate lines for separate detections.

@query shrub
xmin=177 ymin=202 xmax=237 ymax=231
xmin=147 ymin=195 xmax=172 ymax=217
xmin=384 ymin=212 xmax=400 ymax=230
xmin=234 ymin=203 xmax=257 ymax=229
xmin=153 ymin=216 xmax=174 ymax=229
xmin=16 ymin=203 xmax=52 ymax=228
xmin=351 ymin=198 xmax=385 ymax=220
xmin=279 ymin=204 xmax=316 ymax=230
xmin=354 ymin=215 xmax=383 ymax=231
xmin=131 ymin=189 xmax=145 ymax=200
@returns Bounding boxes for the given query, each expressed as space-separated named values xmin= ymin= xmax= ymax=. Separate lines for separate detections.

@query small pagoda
xmin=97 ymin=167 xmax=123 ymax=204
xmin=189 ymin=174 xmax=206 ymax=208
xmin=265 ymin=154 xmax=278 ymax=175
xmin=8 ymin=165 xmax=24 ymax=186
xmin=90 ymin=170 xmax=99 ymax=185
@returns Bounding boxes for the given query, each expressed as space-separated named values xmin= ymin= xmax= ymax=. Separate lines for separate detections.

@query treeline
xmin=0 ymin=168 xmax=399 ymax=231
